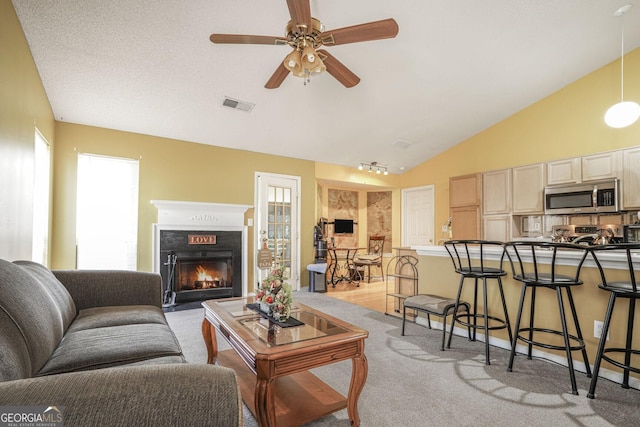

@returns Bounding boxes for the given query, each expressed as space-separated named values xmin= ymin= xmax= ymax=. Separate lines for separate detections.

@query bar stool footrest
xmin=601 ymin=348 xmax=640 ymax=375
xmin=455 ymin=313 xmax=509 ymax=331
xmin=515 ymin=327 xmax=586 ymax=352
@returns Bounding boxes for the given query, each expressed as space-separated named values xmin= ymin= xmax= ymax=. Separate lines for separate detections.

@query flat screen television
xmin=334 ymin=219 xmax=354 ymax=234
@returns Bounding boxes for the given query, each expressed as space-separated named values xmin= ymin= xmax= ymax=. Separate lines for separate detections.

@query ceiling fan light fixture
xmin=283 ymin=49 xmax=301 ymax=73
xmin=313 ymin=57 xmax=326 ymax=74
xmin=302 ymin=45 xmax=316 ymax=63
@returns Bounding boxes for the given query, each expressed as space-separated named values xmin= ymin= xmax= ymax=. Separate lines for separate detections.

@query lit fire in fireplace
xmin=192 ymin=265 xmax=224 ymax=289
xmin=196 ymin=265 xmax=213 ymax=281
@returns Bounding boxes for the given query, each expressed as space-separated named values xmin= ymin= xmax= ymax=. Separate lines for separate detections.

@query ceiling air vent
xmin=392 ymin=139 xmax=413 ymax=149
xmin=222 ymin=97 xmax=255 ymax=113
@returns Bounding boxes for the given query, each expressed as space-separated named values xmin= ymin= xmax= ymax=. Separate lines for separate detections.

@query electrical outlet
xmin=594 ymin=320 xmax=609 ymax=340
xmin=442 ymin=225 xmax=448 ymax=232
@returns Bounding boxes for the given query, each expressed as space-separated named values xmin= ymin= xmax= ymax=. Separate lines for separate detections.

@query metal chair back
xmin=503 ymin=241 xmax=589 ymax=286
xmin=589 ymin=243 xmax=640 ymax=294
xmin=444 ymin=240 xmax=506 ymax=277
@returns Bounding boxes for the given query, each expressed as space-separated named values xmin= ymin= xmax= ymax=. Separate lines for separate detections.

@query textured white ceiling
xmin=12 ymin=1 xmax=640 ymax=174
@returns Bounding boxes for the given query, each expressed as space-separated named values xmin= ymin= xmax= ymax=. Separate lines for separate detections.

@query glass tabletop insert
xmin=216 ymin=299 xmax=349 ymax=346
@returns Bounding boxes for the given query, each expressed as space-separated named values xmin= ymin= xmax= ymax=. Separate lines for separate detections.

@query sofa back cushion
xmin=14 ymin=261 xmax=77 ymax=328
xmin=0 ymin=259 xmax=76 ymax=380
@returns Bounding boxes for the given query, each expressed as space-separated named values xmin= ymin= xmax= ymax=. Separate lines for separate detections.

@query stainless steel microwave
xmin=544 ymin=179 xmax=620 ymax=214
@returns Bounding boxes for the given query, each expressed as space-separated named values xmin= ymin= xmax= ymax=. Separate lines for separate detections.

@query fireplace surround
xmin=152 ymin=201 xmax=251 ymax=306
xmin=159 ymin=229 xmax=241 ymax=303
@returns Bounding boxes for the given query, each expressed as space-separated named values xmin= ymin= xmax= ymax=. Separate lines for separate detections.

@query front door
xmin=255 ymin=172 xmax=300 ymax=290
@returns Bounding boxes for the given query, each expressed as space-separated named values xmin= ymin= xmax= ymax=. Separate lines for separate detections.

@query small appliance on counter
xmin=623 ymin=224 xmax=640 ymax=243
xmin=551 ymin=224 xmax=624 ymax=245
xmin=313 ymin=219 xmax=328 ymax=262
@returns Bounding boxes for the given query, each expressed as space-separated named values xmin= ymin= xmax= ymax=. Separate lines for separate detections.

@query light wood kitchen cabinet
xmin=547 ymin=158 xmax=581 ymax=185
xmin=512 ymin=163 xmax=546 ymax=214
xmin=623 ymin=147 xmax=640 ymax=209
xmin=450 ymin=173 xmax=482 ymax=208
xmin=451 ymin=206 xmax=481 ymax=239
xmin=581 ymin=151 xmax=621 ymax=182
xmin=483 ymin=169 xmax=511 ymax=214
xmin=483 ymin=215 xmax=511 ymax=242
xmin=547 ymin=152 xmax=621 ymax=185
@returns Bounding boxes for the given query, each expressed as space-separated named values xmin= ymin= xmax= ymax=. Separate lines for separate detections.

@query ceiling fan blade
xmin=286 ymin=0 xmax=312 ymax=32
xmin=316 ymin=49 xmax=360 ymax=88
xmin=265 ymin=63 xmax=290 ymax=89
xmin=210 ymin=34 xmax=287 ymax=45
xmin=321 ymin=18 xmax=399 ymax=46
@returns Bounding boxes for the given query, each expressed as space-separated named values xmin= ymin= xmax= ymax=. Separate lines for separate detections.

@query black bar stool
xmin=587 ymin=243 xmax=640 ymax=399
xmin=444 ymin=240 xmax=512 ymax=365
xmin=503 ymin=242 xmax=592 ymax=395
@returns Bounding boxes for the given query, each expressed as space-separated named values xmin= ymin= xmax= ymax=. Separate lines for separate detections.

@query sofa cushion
xmin=38 ymin=323 xmax=184 ymax=376
xmin=66 ymin=305 xmax=168 ymax=333
xmin=0 ymin=364 xmax=242 ymax=427
xmin=0 ymin=310 xmax=31 ymax=381
xmin=14 ymin=261 xmax=76 ymax=329
xmin=0 ymin=259 xmax=75 ymax=379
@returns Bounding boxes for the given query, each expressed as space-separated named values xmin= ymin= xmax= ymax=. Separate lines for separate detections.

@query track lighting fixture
xmin=358 ymin=162 xmax=388 ymax=175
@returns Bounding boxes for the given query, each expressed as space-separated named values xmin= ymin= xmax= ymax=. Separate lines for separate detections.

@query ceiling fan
xmin=209 ymin=0 xmax=399 ymax=89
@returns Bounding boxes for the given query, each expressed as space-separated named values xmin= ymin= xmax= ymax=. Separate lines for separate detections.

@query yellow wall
xmin=51 ymin=122 xmax=317 ymax=289
xmin=0 ymin=0 xmax=55 ymax=261
xmin=400 ymin=48 xmax=640 ymax=232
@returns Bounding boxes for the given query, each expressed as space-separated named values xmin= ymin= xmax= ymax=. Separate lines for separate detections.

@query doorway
xmin=402 ymin=185 xmax=435 ymax=246
xmin=255 ymin=172 xmax=301 ymax=290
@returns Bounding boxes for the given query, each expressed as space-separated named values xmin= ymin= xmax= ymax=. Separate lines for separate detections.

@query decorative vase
xmin=259 ymin=301 xmax=271 ymax=315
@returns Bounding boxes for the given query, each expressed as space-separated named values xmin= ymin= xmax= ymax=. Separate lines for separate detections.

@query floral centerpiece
xmin=255 ymin=267 xmax=293 ymax=321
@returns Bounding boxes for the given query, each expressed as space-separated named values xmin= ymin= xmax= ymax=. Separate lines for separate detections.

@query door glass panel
xmin=268 ymin=184 xmax=291 ymax=280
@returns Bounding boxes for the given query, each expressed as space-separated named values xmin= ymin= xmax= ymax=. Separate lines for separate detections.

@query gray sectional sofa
xmin=0 ymin=259 xmax=242 ymax=426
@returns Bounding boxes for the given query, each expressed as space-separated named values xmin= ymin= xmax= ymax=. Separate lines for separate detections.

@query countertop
xmin=411 ymin=244 xmax=634 ymax=270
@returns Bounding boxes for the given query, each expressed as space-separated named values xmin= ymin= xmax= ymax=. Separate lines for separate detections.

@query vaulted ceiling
xmin=12 ymin=1 xmax=640 ymax=174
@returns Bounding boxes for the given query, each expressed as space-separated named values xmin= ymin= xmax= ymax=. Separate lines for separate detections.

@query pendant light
xmin=604 ymin=4 xmax=640 ymax=128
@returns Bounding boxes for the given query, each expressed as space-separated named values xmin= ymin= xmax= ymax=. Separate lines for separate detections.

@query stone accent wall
xmin=327 ymin=189 xmax=358 ymax=248
xmin=367 ymin=192 xmax=392 ymax=252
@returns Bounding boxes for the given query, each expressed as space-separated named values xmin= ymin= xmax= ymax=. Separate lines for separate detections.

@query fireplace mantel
xmin=151 ymin=200 xmax=252 ymax=227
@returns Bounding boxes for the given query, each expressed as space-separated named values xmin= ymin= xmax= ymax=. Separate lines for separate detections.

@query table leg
xmin=347 ymin=352 xmax=368 ymax=427
xmin=201 ymin=319 xmax=218 ymax=364
xmin=254 ymin=376 xmax=276 ymax=427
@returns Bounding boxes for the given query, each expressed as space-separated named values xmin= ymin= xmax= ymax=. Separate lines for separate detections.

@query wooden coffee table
xmin=202 ymin=297 xmax=368 ymax=427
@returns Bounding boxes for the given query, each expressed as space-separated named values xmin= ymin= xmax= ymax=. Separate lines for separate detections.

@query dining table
xmin=327 ymin=247 xmax=364 ymax=287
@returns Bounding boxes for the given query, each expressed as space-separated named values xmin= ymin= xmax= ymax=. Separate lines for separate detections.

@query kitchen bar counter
xmin=410 ymin=244 xmax=639 ymax=390
xmin=413 ymin=244 xmax=635 ymax=270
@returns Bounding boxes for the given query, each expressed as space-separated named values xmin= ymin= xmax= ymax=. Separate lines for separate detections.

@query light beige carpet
xmin=166 ymin=291 xmax=640 ymax=426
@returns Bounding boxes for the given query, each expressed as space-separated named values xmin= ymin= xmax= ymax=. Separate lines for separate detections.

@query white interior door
xmin=402 ymin=185 xmax=435 ymax=246
xmin=255 ymin=172 xmax=300 ymax=290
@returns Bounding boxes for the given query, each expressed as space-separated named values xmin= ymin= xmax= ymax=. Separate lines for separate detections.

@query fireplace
xmin=152 ymin=200 xmax=251 ymax=306
xmin=159 ymin=229 xmax=242 ymax=303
